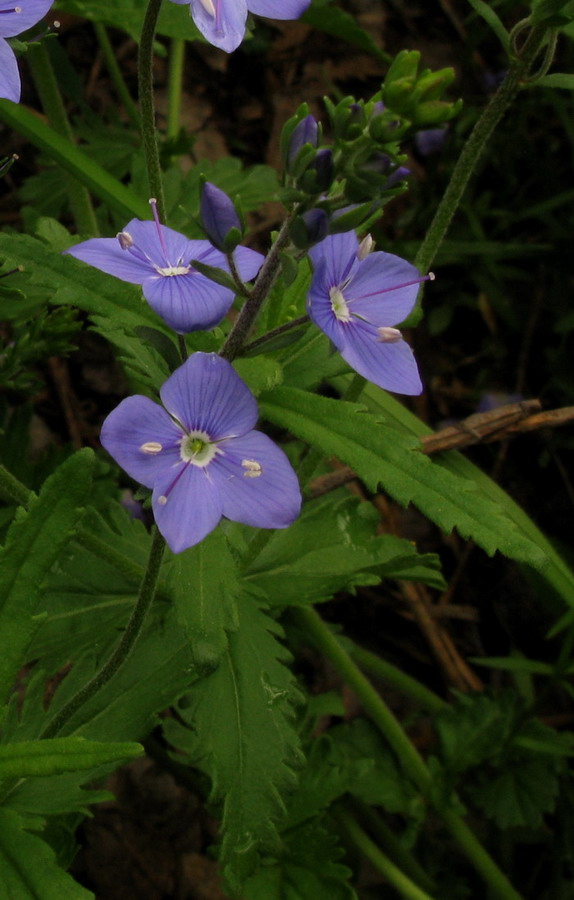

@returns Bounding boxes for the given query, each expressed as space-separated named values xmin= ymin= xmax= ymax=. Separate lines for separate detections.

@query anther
xmin=377 ymin=327 xmax=402 ymax=343
xmin=356 ymin=234 xmax=375 ymax=261
xmin=158 ymin=495 xmax=168 ymax=505
xmin=242 ymin=459 xmax=262 ymax=478
xmin=140 ymin=441 xmax=163 ymax=455
xmin=198 ymin=0 xmax=216 ymax=15
xmin=117 ymin=231 xmax=134 ymax=250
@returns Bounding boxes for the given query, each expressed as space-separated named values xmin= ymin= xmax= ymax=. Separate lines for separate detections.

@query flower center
xmin=155 ymin=264 xmax=191 ymax=277
xmin=329 ymin=286 xmax=351 ymax=323
xmin=179 ymin=430 xmax=218 ymax=467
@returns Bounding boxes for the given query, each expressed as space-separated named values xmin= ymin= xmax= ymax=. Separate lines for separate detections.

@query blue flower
xmin=0 ymin=1 xmax=53 ymax=102
xmin=169 ymin=0 xmax=310 ymax=53
xmin=101 ymin=353 xmax=302 ymax=553
xmin=200 ymin=181 xmax=242 ymax=252
xmin=308 ymin=232 xmax=429 ymax=395
xmin=65 ymin=201 xmax=264 ymax=334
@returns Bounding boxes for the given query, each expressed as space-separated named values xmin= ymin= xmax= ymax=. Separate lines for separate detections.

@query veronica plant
xmin=0 ymin=0 xmax=53 ymax=101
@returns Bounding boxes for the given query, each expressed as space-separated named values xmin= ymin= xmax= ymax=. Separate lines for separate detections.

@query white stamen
xmin=428 ymin=272 xmax=436 ymax=281
xmin=158 ymin=495 xmax=168 ymax=505
xmin=117 ymin=231 xmax=134 ymax=250
xmin=377 ymin=327 xmax=402 ymax=343
xmin=329 ymin=286 xmax=352 ymax=323
xmin=242 ymin=459 xmax=262 ymax=478
xmin=198 ymin=0 xmax=216 ymax=15
xmin=140 ymin=441 xmax=163 ymax=455
xmin=357 ymin=234 xmax=375 ymax=260
xmin=156 ymin=265 xmax=191 ymax=277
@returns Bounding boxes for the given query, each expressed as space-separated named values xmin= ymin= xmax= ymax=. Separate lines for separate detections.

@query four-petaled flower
xmin=65 ymin=201 xmax=264 ymax=334
xmin=308 ymin=232 xmax=429 ymax=395
xmin=169 ymin=0 xmax=310 ymax=53
xmin=101 ymin=352 xmax=302 ymax=553
xmin=0 ymin=1 xmax=53 ymax=102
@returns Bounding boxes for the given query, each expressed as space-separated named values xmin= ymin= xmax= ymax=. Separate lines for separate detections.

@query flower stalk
xmin=41 ymin=527 xmax=166 ymax=739
xmin=139 ymin=0 xmax=167 ymax=221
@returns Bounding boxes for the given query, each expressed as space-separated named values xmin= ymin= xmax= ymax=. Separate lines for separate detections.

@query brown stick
xmin=308 ymin=399 xmax=574 ymax=499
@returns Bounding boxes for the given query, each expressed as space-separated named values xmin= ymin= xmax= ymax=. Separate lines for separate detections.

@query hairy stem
xmin=41 ymin=528 xmax=166 ymax=739
xmin=139 ymin=0 xmax=166 ymax=221
xmin=411 ymin=23 xmax=548 ymax=318
xmin=220 ymin=218 xmax=293 ymax=361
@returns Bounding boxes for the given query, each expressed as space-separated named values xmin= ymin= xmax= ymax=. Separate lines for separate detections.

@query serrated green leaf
xmin=244 ymin=495 xmax=445 ymax=605
xmin=168 ymin=529 xmax=239 ymax=674
xmin=0 ymin=738 xmax=142 ymax=779
xmin=0 ymin=808 xmax=92 ymax=899
xmin=163 ymin=597 xmax=302 ymax=892
xmin=434 ymin=692 xmax=518 ymax=774
xmin=471 ymin=757 xmax=560 ymax=829
xmin=243 ymin=817 xmax=356 ymax=900
xmin=0 ymin=450 xmax=95 ymax=704
xmin=259 ymin=387 xmax=546 ymax=566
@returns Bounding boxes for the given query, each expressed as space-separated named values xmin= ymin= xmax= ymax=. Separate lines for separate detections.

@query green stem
xmin=242 ymin=314 xmax=309 ymax=356
xmin=410 ymin=23 xmax=549 ymax=322
xmin=220 ymin=218 xmax=293 ymax=361
xmin=139 ymin=0 xmax=166 ymax=221
xmin=94 ymin=23 xmax=141 ymax=130
xmin=167 ymin=38 xmax=185 ymax=140
xmin=350 ymin=799 xmax=437 ymax=894
xmin=293 ymin=606 xmax=524 ymax=900
xmin=41 ymin=527 xmax=166 ymax=739
xmin=26 ymin=44 xmax=98 ymax=235
xmin=335 ymin=808 xmax=437 ymax=900
xmin=351 ymin=644 xmax=447 ymax=714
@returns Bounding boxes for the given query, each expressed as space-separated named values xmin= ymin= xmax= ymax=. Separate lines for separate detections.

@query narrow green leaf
xmin=0 ymin=101 xmax=149 ymax=221
xmin=168 ymin=529 xmax=239 ymax=674
xmin=466 ymin=0 xmax=510 ymax=51
xmin=0 ymin=737 xmax=142 ymax=779
xmin=470 ymin=656 xmax=555 ymax=675
xmin=163 ymin=597 xmax=303 ymax=892
xmin=302 ymin=0 xmax=391 ymax=63
xmin=0 ymin=450 xmax=95 ymax=704
xmin=535 ymin=72 xmax=574 ymax=89
xmin=0 ymin=808 xmax=92 ymax=899
xmin=260 ymin=387 xmax=546 ymax=566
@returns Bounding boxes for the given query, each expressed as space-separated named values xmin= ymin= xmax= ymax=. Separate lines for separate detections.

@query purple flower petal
xmin=213 ymin=430 xmax=302 ymax=528
xmin=247 ymin=0 xmax=310 ymax=19
xmin=0 ymin=37 xmax=19 ymax=102
xmin=143 ymin=271 xmax=235 ymax=333
xmin=0 ymin=0 xmax=53 ymax=37
xmin=190 ymin=0 xmax=248 ymax=53
xmin=345 ymin=251 xmax=421 ymax=325
xmin=152 ymin=463 xmax=223 ymax=553
xmin=309 ymin=232 xmax=360 ymax=287
xmin=340 ymin=318 xmax=422 ymax=395
xmin=65 ymin=237 xmax=151 ymax=284
xmin=100 ymin=395 xmax=183 ymax=489
xmin=159 ymin=353 xmax=258 ymax=439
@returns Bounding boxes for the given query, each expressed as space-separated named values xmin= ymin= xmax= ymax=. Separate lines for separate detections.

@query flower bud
xmin=289 ymin=208 xmax=329 ymax=249
xmin=299 ymin=148 xmax=334 ymax=194
xmin=286 ymin=114 xmax=319 ymax=171
xmin=200 ymin=181 xmax=243 ymax=253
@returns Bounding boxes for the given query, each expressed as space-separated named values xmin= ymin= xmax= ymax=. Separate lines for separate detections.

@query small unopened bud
xmin=377 ymin=327 xmax=402 ymax=343
xmin=288 ymin=114 xmax=319 ymax=167
xmin=200 ymin=181 xmax=242 ymax=253
xmin=117 ymin=231 xmax=134 ymax=250
xmin=357 ymin=234 xmax=374 ymax=260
